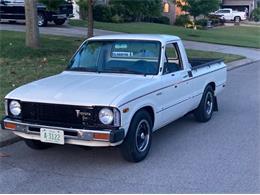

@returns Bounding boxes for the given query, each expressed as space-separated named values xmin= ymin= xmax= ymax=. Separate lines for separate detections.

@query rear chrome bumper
xmin=1 ymin=118 xmax=125 ymax=147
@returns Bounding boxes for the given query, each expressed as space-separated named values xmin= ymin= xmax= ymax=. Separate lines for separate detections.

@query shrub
xmin=195 ymin=18 xmax=208 ymax=27
xmin=93 ymin=5 xmax=112 ymax=22
xmin=153 ymin=16 xmax=170 ymax=24
xmin=75 ymin=0 xmax=88 ymax=20
xmin=251 ymin=8 xmax=260 ymax=22
xmin=109 ymin=0 xmax=161 ymax=22
xmin=111 ymin=14 xmax=124 ymax=23
xmin=144 ymin=16 xmax=170 ymax=24
xmin=175 ymin=14 xmax=191 ymax=26
xmin=38 ymin=0 xmax=65 ymax=11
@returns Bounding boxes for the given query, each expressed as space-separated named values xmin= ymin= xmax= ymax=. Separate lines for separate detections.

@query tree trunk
xmin=24 ymin=0 xmax=40 ymax=48
xmin=87 ymin=0 xmax=94 ymax=38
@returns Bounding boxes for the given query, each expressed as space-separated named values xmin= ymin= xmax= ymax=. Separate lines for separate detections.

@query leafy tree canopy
xmin=177 ymin=0 xmax=219 ymax=20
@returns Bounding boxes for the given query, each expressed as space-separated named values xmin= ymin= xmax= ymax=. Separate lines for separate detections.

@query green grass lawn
xmin=0 ymin=30 xmax=244 ymax=117
xmin=69 ymin=20 xmax=260 ymax=48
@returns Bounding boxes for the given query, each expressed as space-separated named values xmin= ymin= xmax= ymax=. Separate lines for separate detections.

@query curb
xmin=0 ymin=129 xmax=21 ymax=148
xmin=0 ymin=59 xmax=258 ymax=148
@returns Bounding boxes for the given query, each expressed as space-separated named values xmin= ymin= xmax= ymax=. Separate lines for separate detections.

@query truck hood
xmin=6 ymin=71 xmax=153 ymax=107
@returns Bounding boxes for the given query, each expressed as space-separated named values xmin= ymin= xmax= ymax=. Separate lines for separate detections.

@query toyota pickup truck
xmin=2 ymin=34 xmax=227 ymax=162
xmin=212 ymin=8 xmax=247 ymax=22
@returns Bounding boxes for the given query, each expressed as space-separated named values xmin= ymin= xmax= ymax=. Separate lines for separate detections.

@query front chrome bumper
xmin=2 ymin=118 xmax=125 ymax=147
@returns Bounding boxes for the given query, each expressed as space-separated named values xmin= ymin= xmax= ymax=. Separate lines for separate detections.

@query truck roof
xmin=88 ymin=34 xmax=181 ymax=44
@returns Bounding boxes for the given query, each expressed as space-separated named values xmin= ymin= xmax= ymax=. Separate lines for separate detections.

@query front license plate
xmin=40 ymin=128 xmax=64 ymax=145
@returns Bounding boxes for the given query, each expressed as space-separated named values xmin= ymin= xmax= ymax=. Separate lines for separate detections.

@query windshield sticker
xmin=114 ymin=44 xmax=128 ymax=49
xmin=112 ymin=51 xmax=133 ymax=57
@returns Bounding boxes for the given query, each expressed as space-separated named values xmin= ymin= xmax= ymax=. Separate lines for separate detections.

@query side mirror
xmin=188 ymin=70 xmax=193 ymax=77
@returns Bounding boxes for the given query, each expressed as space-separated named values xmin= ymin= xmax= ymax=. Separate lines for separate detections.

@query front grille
xmin=21 ymin=102 xmax=98 ymax=129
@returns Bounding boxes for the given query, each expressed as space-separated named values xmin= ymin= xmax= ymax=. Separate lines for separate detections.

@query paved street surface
xmin=1 ymin=22 xmax=260 ymax=62
xmin=0 ymin=62 xmax=259 ymax=193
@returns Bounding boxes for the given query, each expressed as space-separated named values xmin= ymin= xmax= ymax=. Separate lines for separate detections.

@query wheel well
xmin=138 ymin=106 xmax=155 ymax=127
xmin=208 ymin=82 xmax=216 ymax=91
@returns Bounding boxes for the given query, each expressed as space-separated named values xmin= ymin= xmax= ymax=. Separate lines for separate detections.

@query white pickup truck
xmin=2 ymin=34 xmax=227 ymax=162
xmin=213 ymin=8 xmax=247 ymax=22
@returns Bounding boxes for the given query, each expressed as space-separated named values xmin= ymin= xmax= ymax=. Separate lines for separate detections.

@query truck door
xmin=13 ymin=0 xmax=25 ymax=19
xmin=158 ymin=42 xmax=192 ymax=126
xmin=0 ymin=0 xmax=16 ymax=19
xmin=0 ymin=0 xmax=24 ymax=19
xmin=223 ymin=9 xmax=232 ymax=20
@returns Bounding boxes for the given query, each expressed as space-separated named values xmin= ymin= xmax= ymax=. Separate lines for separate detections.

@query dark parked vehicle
xmin=0 ymin=0 xmax=73 ymax=26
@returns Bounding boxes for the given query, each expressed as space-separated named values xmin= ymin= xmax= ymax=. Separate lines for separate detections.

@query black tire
xmin=54 ymin=19 xmax=66 ymax=25
xmin=120 ymin=110 xmax=153 ymax=162
xmin=194 ymin=85 xmax=215 ymax=122
xmin=38 ymin=12 xmax=47 ymax=27
xmin=234 ymin=16 xmax=241 ymax=23
xmin=24 ymin=139 xmax=52 ymax=150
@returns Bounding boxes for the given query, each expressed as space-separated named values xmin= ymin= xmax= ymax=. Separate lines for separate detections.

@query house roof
xmin=88 ymin=34 xmax=181 ymax=44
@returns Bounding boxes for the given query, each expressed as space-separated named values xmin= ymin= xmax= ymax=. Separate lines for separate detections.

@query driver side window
xmin=163 ymin=43 xmax=183 ymax=74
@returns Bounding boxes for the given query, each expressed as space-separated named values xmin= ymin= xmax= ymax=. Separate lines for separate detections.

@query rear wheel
xmin=38 ymin=13 xmax=47 ymax=27
xmin=54 ymin=19 xmax=66 ymax=25
xmin=194 ymin=85 xmax=215 ymax=122
xmin=120 ymin=110 xmax=152 ymax=162
xmin=24 ymin=139 xmax=52 ymax=150
xmin=234 ymin=16 xmax=241 ymax=23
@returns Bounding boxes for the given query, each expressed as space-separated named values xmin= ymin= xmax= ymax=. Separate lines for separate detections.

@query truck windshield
xmin=67 ymin=40 xmax=161 ymax=75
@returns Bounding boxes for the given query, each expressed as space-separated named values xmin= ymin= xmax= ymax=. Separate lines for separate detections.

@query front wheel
xmin=38 ymin=13 xmax=47 ymax=27
xmin=24 ymin=139 xmax=53 ymax=150
xmin=120 ymin=110 xmax=152 ymax=162
xmin=54 ymin=19 xmax=66 ymax=25
xmin=194 ymin=85 xmax=215 ymax=122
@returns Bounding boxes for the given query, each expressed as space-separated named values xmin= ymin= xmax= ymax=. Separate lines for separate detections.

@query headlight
xmin=9 ymin=100 xmax=21 ymax=116
xmin=99 ymin=108 xmax=113 ymax=125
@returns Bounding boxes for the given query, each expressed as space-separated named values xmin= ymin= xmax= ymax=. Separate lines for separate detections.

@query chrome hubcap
xmin=135 ymin=119 xmax=150 ymax=152
xmin=205 ymin=92 xmax=213 ymax=115
xmin=38 ymin=15 xmax=44 ymax=26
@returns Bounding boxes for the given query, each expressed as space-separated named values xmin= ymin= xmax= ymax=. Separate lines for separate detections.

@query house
xmin=162 ymin=0 xmax=185 ymax=24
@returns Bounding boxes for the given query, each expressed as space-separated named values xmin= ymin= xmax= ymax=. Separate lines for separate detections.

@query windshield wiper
xmin=68 ymin=67 xmax=98 ymax=72
xmin=104 ymin=68 xmax=146 ymax=76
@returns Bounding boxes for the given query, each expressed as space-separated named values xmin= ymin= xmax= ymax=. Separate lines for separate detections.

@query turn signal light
xmin=93 ymin=133 xmax=110 ymax=141
xmin=4 ymin=122 xmax=16 ymax=130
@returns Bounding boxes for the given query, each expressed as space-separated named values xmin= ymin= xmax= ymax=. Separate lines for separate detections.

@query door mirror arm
xmin=188 ymin=70 xmax=193 ymax=77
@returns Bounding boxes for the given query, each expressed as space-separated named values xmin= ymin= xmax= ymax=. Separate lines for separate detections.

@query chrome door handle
xmin=182 ymin=75 xmax=188 ymax=79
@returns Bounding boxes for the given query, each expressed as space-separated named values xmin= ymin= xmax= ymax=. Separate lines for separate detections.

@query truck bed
xmin=189 ymin=58 xmax=223 ymax=70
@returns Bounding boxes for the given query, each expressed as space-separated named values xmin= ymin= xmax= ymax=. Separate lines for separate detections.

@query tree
xmin=75 ymin=0 xmax=94 ymax=38
xmin=87 ymin=0 xmax=94 ymax=38
xmin=24 ymin=0 xmax=40 ymax=48
xmin=177 ymin=0 xmax=219 ymax=21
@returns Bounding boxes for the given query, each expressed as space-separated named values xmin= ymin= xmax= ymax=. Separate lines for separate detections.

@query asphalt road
xmin=0 ymin=62 xmax=259 ymax=193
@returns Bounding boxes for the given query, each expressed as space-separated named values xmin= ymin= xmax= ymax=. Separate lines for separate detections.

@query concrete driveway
xmin=0 ymin=61 xmax=259 ymax=193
